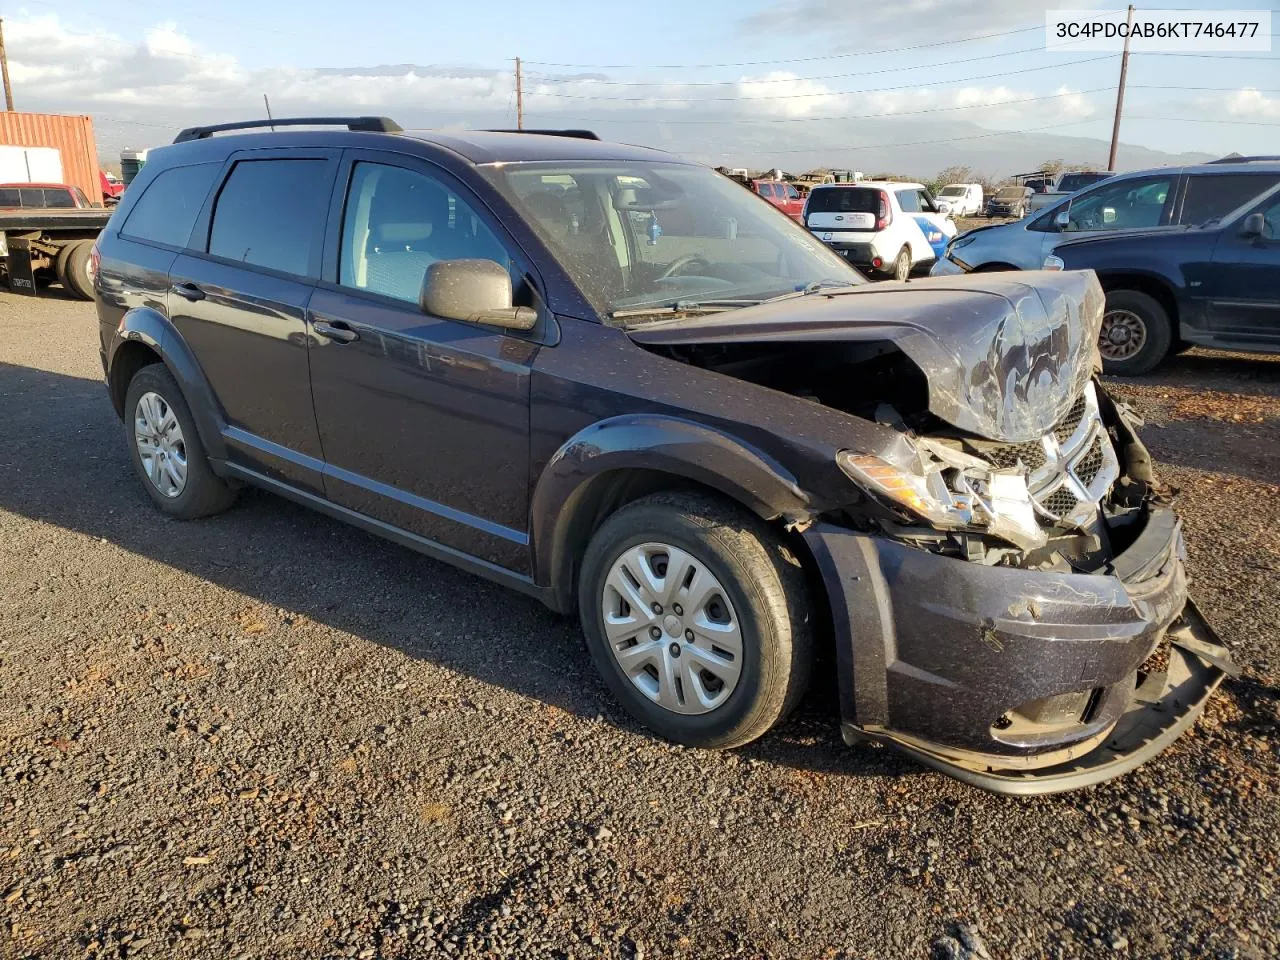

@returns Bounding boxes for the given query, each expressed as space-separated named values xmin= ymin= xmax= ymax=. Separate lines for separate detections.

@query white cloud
xmin=1221 ymin=88 xmax=1280 ymax=120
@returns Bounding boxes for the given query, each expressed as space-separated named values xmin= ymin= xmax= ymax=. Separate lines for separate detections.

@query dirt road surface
xmin=1 ymin=292 xmax=1277 ymax=960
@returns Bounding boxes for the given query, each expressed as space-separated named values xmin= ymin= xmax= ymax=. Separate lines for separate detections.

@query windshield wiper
xmin=607 ymin=300 xmax=753 ymax=320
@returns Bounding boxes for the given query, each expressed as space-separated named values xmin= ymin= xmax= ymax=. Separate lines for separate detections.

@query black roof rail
xmin=1207 ymin=154 xmax=1280 ymax=164
xmin=173 ymin=116 xmax=402 ymax=144
xmin=482 ymin=128 xmax=600 ymax=140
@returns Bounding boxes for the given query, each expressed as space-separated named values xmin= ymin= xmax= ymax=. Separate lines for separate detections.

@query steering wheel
xmin=659 ymin=253 xmax=713 ymax=280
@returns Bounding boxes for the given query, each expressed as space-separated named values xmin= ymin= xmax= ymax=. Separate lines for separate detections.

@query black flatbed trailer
xmin=0 ymin=208 xmax=112 ymax=299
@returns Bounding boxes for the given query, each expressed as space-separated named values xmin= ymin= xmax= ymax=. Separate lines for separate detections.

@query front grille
xmin=969 ymin=383 xmax=1120 ymax=524
xmin=986 ymin=440 xmax=1046 ymax=471
xmin=1043 ymin=488 xmax=1079 ymax=516
xmin=1075 ymin=436 xmax=1106 ymax=487
xmin=1054 ymin=394 xmax=1088 ymax=444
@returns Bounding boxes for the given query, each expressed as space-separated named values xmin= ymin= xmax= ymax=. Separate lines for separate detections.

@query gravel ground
xmin=1 ymin=292 xmax=1277 ymax=960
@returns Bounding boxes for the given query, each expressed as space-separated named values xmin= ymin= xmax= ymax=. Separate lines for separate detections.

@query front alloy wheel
xmin=134 ymin=391 xmax=188 ymax=498
xmin=578 ymin=492 xmax=812 ymax=749
xmin=601 ymin=542 xmax=743 ymax=715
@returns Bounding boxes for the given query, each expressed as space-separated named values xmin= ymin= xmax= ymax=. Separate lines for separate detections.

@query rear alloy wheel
xmin=578 ymin=492 xmax=811 ymax=749
xmin=124 ymin=364 xmax=237 ymax=518
xmin=892 ymin=247 xmax=911 ymax=282
xmin=1098 ymin=289 xmax=1173 ymax=376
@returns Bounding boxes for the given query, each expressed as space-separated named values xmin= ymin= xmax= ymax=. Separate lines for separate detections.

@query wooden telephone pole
xmin=1107 ymin=4 xmax=1135 ymax=171
xmin=0 ymin=18 xmax=15 ymax=111
xmin=514 ymin=57 xmax=524 ymax=130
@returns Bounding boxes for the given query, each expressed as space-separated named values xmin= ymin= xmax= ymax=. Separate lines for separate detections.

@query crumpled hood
xmin=628 ymin=271 xmax=1105 ymax=443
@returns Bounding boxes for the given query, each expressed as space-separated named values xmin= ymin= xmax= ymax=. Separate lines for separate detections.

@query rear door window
xmin=208 ymin=159 xmax=332 ymax=278
xmin=120 ymin=162 xmax=222 ymax=249
xmin=1180 ymin=173 xmax=1280 ymax=226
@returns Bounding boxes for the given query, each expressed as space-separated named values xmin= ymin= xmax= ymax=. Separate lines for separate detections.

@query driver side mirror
xmin=420 ymin=259 xmax=537 ymax=331
xmin=1054 ymin=210 xmax=1071 ymax=230
xmin=1240 ymin=212 xmax=1266 ymax=240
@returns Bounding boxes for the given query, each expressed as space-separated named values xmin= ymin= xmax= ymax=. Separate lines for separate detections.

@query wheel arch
xmin=107 ymin=306 xmax=228 ymax=462
xmin=1094 ymin=271 xmax=1180 ymax=332
xmin=529 ymin=416 xmax=815 ymax=613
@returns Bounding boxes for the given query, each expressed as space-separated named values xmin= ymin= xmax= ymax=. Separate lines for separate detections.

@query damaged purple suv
xmin=95 ymin=119 xmax=1233 ymax=793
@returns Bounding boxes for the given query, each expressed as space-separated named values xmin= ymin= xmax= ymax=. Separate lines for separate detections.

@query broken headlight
xmin=837 ymin=445 xmax=1047 ymax=551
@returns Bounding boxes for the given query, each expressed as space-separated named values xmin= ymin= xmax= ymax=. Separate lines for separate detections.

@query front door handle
xmin=314 ymin=320 xmax=359 ymax=344
xmin=171 ymin=282 xmax=205 ymax=302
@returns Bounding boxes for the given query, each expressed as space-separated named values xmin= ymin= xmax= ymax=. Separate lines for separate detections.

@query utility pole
xmin=1107 ymin=4 xmax=1135 ymax=171
xmin=514 ymin=57 xmax=524 ymax=130
xmin=0 ymin=19 xmax=15 ymax=111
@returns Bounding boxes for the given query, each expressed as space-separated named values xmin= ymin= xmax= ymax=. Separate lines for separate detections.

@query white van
xmin=803 ymin=181 xmax=957 ymax=281
xmin=933 ymin=183 xmax=984 ymax=217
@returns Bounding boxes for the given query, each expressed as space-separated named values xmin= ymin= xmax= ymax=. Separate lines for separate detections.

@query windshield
xmin=483 ymin=161 xmax=864 ymax=320
xmin=939 ymin=186 xmax=966 ymax=197
xmin=996 ymin=187 xmax=1025 ymax=200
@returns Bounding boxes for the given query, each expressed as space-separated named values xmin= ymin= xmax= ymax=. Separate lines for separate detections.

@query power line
xmin=524 ymin=43 xmax=1075 ymax=86
xmin=763 ymin=119 xmax=1100 ymax=155
xmin=526 ymin=55 xmax=1119 ymax=101
xmin=521 ymin=24 xmax=1047 ymax=70
xmin=1125 ymin=116 xmax=1280 ymax=126
xmin=545 ymin=88 xmax=1115 ymax=125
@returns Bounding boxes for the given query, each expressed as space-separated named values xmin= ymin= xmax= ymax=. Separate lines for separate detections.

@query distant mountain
xmin=91 ymin=110 xmax=1217 ymax=181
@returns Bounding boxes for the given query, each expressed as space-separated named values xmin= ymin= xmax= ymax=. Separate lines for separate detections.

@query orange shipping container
xmin=0 ymin=112 xmax=102 ymax=205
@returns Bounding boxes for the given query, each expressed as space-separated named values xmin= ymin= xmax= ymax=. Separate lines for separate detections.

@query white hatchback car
xmin=803 ymin=182 xmax=957 ymax=281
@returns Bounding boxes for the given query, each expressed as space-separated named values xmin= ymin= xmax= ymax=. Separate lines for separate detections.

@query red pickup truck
xmin=752 ymin=179 xmax=805 ymax=220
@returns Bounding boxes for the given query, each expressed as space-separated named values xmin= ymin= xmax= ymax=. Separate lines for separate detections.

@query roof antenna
xmin=263 ymin=94 xmax=275 ymax=131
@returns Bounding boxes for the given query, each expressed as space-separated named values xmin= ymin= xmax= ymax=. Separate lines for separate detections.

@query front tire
xmin=1098 ymin=289 xmax=1173 ymax=376
xmin=124 ymin=364 xmax=237 ymax=519
xmin=578 ymin=492 xmax=812 ymax=749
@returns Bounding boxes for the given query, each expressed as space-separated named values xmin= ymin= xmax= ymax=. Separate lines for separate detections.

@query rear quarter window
xmin=121 ymin=162 xmax=222 ymax=249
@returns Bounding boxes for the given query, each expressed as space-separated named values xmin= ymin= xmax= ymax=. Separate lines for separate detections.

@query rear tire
xmin=53 ymin=243 xmax=76 ymax=287
xmin=1098 ymin=289 xmax=1173 ymax=376
xmin=892 ymin=247 xmax=911 ymax=282
xmin=63 ymin=240 xmax=95 ymax=300
xmin=124 ymin=364 xmax=237 ymax=519
xmin=578 ymin=491 xmax=812 ymax=749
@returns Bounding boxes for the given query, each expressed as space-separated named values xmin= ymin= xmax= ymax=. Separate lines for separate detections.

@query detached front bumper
xmin=803 ymin=505 xmax=1233 ymax=794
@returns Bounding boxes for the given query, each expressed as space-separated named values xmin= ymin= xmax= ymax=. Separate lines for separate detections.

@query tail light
xmin=875 ymin=190 xmax=892 ymax=231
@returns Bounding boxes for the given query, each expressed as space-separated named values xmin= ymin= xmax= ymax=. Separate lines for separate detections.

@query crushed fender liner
xmin=628 ymin=270 xmax=1106 ymax=443
xmin=802 ymin=506 xmax=1233 ymax=794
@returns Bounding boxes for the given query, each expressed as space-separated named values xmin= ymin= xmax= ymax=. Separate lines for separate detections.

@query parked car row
xmin=931 ymin=157 xmax=1280 ymax=373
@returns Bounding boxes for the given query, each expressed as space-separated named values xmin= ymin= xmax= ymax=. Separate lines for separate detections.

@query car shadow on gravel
xmin=0 ymin=359 xmax=904 ymax=781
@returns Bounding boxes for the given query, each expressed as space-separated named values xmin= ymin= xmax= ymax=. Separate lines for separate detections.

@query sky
xmin=5 ymin=0 xmax=1278 ymax=172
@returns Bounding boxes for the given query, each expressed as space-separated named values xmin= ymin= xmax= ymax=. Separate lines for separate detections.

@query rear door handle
xmin=314 ymin=320 xmax=359 ymax=344
xmin=171 ymin=282 xmax=205 ymax=302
